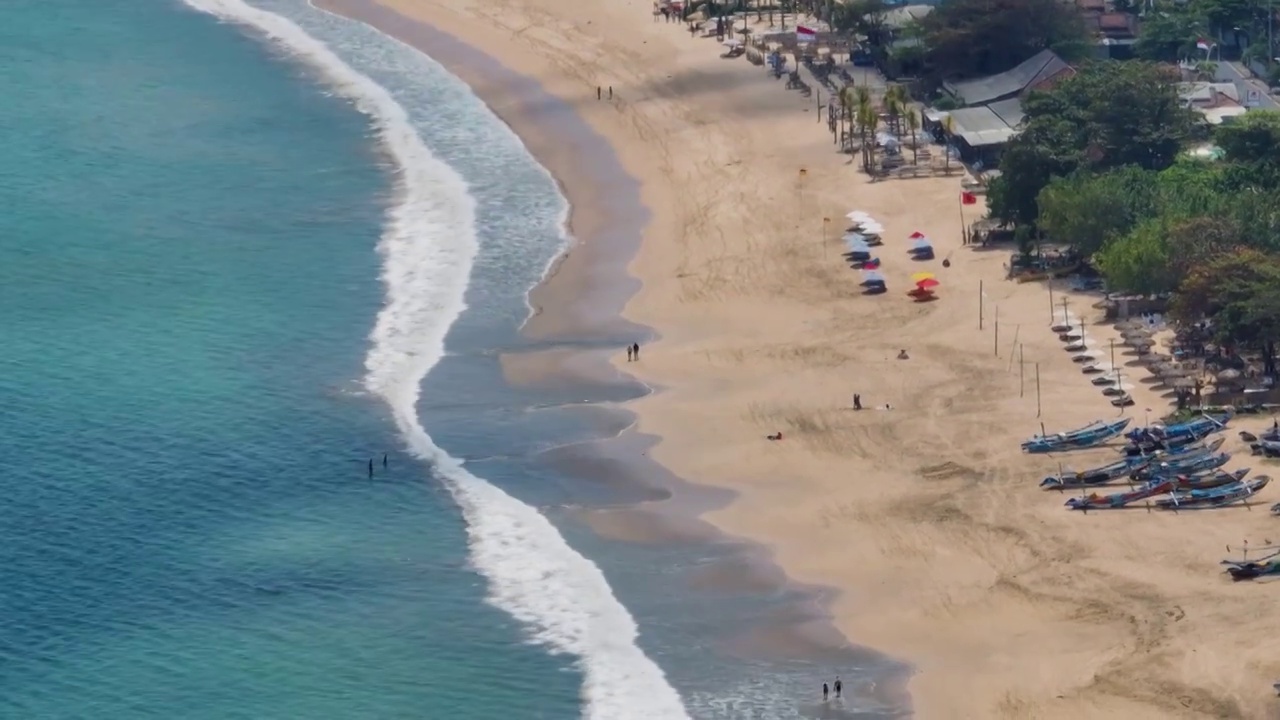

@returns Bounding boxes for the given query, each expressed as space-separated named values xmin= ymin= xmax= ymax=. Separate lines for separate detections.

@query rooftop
xmin=943 ymin=50 xmax=1074 ymax=106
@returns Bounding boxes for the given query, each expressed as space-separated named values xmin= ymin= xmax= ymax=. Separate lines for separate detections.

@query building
xmin=934 ymin=50 xmax=1075 ymax=164
xmin=942 ymin=49 xmax=1075 ymax=107
xmin=1179 ymin=81 xmax=1248 ymax=125
xmin=1076 ymin=0 xmax=1139 ymax=58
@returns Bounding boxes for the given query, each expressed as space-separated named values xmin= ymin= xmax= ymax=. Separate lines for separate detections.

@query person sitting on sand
xmin=897 ymin=349 xmax=909 ymax=360
xmin=767 ymin=431 xmax=783 ymax=441
xmin=852 ymin=393 xmax=862 ymax=410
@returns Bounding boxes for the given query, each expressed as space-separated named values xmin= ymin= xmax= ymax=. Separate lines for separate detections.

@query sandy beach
xmin=323 ymin=0 xmax=1280 ymax=716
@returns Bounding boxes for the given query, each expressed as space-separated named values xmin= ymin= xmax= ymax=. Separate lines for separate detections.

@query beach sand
xmin=322 ymin=0 xmax=1280 ymax=716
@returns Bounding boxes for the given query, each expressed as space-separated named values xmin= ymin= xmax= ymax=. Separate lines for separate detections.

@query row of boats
xmin=1025 ymin=410 xmax=1274 ymax=510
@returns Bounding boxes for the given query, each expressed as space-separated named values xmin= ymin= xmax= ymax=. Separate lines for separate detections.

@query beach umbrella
xmin=722 ymin=38 xmax=743 ymax=47
xmin=911 ymin=272 xmax=935 ymax=283
xmin=843 ymin=232 xmax=867 ymax=242
xmin=860 ymin=270 xmax=886 ymax=287
xmin=860 ymin=223 xmax=885 ymax=233
xmin=1218 ymin=368 xmax=1243 ymax=382
xmin=909 ymin=238 xmax=933 ymax=253
xmin=862 ymin=257 xmax=880 ymax=269
xmin=916 ymin=278 xmax=940 ymax=289
xmin=847 ymin=211 xmax=874 ymax=222
xmin=845 ymin=238 xmax=870 ymax=251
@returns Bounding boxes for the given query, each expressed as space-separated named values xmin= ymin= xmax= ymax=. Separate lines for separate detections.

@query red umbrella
xmin=909 ymin=231 xmax=925 ymax=239
xmin=916 ymin=278 xmax=940 ymax=289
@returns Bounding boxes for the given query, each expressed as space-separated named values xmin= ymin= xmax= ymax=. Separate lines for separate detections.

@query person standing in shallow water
xmin=368 ymin=458 xmax=374 ymax=478
xmin=632 ymin=342 xmax=640 ymax=360
xmin=822 ymin=682 xmax=829 ymax=702
xmin=835 ymin=677 xmax=843 ymax=698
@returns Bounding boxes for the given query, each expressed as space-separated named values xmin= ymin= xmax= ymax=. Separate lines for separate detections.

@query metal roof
xmin=943 ymin=50 xmax=1071 ymax=106
xmin=946 ymin=106 xmax=1018 ymax=147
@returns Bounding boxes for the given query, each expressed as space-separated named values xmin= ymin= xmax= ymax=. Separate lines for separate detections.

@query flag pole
xmin=958 ymin=193 xmax=966 ymax=244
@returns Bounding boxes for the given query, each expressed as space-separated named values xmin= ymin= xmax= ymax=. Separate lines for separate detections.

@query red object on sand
xmin=863 ymin=258 xmax=881 ymax=269
xmin=961 ymin=192 xmax=978 ymax=205
xmin=916 ymin=278 xmax=940 ymax=289
xmin=909 ymin=231 xmax=925 ymax=239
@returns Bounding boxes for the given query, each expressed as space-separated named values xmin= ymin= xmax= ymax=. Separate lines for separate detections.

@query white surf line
xmin=178 ymin=2 xmax=692 ymax=718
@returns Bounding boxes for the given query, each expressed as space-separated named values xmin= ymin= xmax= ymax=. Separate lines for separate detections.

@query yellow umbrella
xmin=911 ymin=272 xmax=935 ymax=283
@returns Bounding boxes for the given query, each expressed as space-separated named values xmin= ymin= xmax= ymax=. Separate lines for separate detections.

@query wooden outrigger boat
xmin=1156 ymin=476 xmax=1270 ymax=510
xmin=1066 ymin=480 xmax=1174 ymax=511
xmin=1132 ymin=451 xmax=1231 ymax=481
xmin=1022 ymin=418 xmax=1131 ymax=454
xmin=1040 ymin=456 xmax=1149 ymax=489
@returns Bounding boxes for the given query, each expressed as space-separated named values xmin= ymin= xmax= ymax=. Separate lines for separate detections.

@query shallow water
xmin=0 ymin=1 xmax=908 ymax=717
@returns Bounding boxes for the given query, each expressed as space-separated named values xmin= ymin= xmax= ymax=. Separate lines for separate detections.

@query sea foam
xmin=178 ymin=1 xmax=690 ymax=718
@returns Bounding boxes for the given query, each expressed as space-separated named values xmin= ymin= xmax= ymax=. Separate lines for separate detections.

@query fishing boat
xmin=1066 ymin=480 xmax=1174 ymax=510
xmin=1167 ymin=467 xmax=1253 ymax=492
xmin=1132 ymin=451 xmax=1231 ymax=481
xmin=1225 ymin=559 xmax=1280 ymax=581
xmin=1023 ymin=418 xmax=1131 ymax=454
xmin=1155 ymin=476 xmax=1269 ymax=510
xmin=1126 ymin=435 xmax=1225 ymax=463
xmin=1125 ymin=410 xmax=1233 ymax=445
xmin=1040 ymin=456 xmax=1149 ymax=489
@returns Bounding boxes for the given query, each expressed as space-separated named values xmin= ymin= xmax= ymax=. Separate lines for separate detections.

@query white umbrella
xmin=860 ymin=223 xmax=885 ymax=234
xmin=722 ymin=38 xmax=743 ymax=47
xmin=847 ymin=210 xmax=874 ymax=222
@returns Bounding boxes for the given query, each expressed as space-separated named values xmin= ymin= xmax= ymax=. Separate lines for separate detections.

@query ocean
xmin=0 ymin=1 xmax=905 ymax=718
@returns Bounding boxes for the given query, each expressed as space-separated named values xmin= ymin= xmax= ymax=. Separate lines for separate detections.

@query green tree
xmin=1134 ymin=10 xmax=1207 ymax=62
xmin=918 ymin=0 xmax=1091 ymax=80
xmin=832 ymin=0 xmax=889 ymax=45
xmin=1215 ymin=110 xmax=1280 ymax=162
xmin=1093 ymin=218 xmax=1180 ymax=294
xmin=1170 ymin=249 xmax=1280 ymax=371
xmin=988 ymin=62 xmax=1195 ymax=226
xmin=1036 ymin=166 xmax=1157 ymax=255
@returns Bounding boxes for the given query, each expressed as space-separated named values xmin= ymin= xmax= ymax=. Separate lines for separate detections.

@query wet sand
xmin=321 ymin=0 xmax=1280 ymax=717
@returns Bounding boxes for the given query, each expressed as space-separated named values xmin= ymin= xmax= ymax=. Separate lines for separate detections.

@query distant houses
xmin=1179 ymin=81 xmax=1248 ymax=125
xmin=929 ymin=50 xmax=1076 ymax=165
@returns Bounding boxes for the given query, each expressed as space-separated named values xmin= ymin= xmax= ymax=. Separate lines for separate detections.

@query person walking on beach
xmin=632 ymin=342 xmax=640 ymax=360
xmin=834 ymin=677 xmax=843 ymax=698
xmin=822 ymin=682 xmax=829 ymax=702
xmin=626 ymin=345 xmax=634 ymax=362
xmin=853 ymin=394 xmax=862 ymax=410
xmin=368 ymin=458 xmax=374 ymax=479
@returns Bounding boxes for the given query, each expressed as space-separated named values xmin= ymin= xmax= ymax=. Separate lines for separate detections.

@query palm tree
xmin=882 ymin=84 xmax=906 ymax=135
xmin=854 ymin=85 xmax=872 ymax=157
xmin=838 ymin=85 xmax=857 ymax=152
xmin=905 ymin=108 xmax=920 ymax=165
xmin=859 ymin=104 xmax=880 ymax=173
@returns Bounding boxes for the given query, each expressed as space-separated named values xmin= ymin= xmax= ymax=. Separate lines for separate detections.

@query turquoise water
xmin=0 ymin=1 xmax=908 ymax=718
xmin=0 ymin=1 xmax=582 ymax=717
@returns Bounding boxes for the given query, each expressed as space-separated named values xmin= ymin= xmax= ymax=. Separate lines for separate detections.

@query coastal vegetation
xmin=987 ymin=68 xmax=1280 ymax=366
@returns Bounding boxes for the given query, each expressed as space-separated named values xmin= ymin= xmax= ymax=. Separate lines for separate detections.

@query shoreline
xmin=316 ymin=0 xmax=912 ymax=711
xmin=320 ymin=0 xmax=1280 ymax=717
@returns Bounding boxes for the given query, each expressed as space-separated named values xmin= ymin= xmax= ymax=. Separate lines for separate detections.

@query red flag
xmin=961 ymin=192 xmax=978 ymax=205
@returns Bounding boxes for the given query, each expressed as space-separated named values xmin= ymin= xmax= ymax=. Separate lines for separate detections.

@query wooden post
xmin=1019 ymin=344 xmax=1025 ymax=398
xmin=979 ymin=280 xmax=984 ymax=330
xmin=1048 ymin=277 xmax=1055 ymax=325
xmin=1036 ymin=362 xmax=1042 ymax=418
xmin=1007 ymin=324 xmax=1021 ymax=371
xmin=994 ymin=306 xmax=1000 ymax=357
